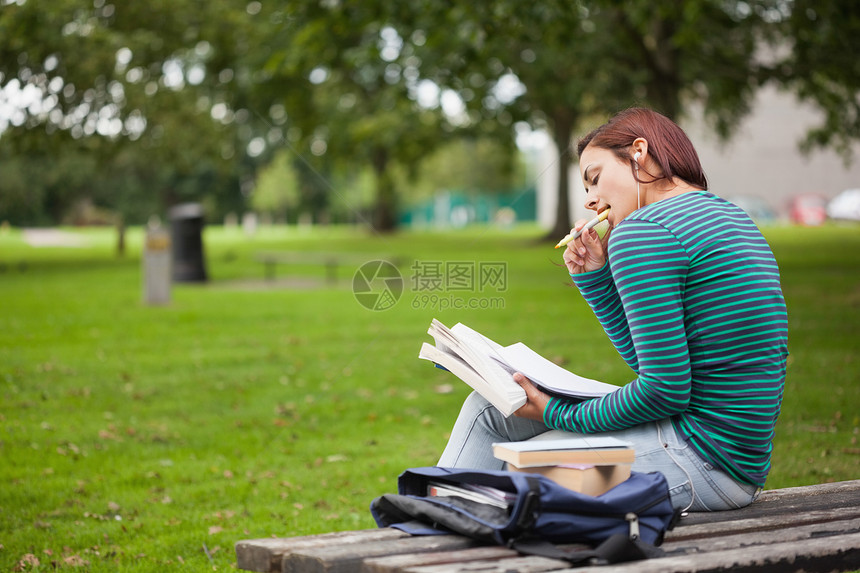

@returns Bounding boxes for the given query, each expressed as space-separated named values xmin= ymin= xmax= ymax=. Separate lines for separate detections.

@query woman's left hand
xmin=512 ymin=372 xmax=551 ymax=421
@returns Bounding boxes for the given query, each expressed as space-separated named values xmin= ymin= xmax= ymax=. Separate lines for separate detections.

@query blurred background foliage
xmin=1 ymin=0 xmax=859 ymax=238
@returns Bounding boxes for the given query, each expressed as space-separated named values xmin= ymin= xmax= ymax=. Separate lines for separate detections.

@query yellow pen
xmin=554 ymin=209 xmax=610 ymax=249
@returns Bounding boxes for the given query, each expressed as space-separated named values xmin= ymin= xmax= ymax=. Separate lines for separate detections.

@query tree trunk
xmin=611 ymin=6 xmax=681 ymax=120
xmin=371 ymin=147 xmax=397 ymax=233
xmin=115 ymin=215 xmax=126 ymax=257
xmin=649 ymin=15 xmax=681 ymax=120
xmin=546 ymin=110 xmax=576 ymax=240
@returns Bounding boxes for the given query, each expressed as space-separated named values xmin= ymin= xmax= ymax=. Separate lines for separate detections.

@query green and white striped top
xmin=546 ymin=191 xmax=788 ymax=487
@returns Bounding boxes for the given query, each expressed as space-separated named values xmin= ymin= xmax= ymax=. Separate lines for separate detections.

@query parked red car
xmin=790 ymin=193 xmax=828 ymax=226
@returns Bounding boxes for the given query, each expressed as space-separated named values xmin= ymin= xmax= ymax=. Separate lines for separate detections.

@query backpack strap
xmin=511 ymin=531 xmax=665 ymax=567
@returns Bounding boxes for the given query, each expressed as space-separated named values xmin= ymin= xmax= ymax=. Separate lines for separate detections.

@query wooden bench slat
xmin=567 ymin=530 xmax=860 ymax=573
xmin=667 ymin=505 xmax=860 ymax=541
xmin=362 ymin=546 xmax=521 ymax=573
xmin=235 ymin=529 xmax=408 ymax=572
xmin=254 ymin=252 xmax=401 ymax=283
xmin=402 ymin=555 xmax=573 ymax=573
xmin=678 ymin=479 xmax=860 ymax=526
xmin=375 ymin=518 xmax=860 ymax=573
xmin=667 ymin=517 xmax=860 ymax=555
xmin=283 ymin=535 xmax=480 ymax=573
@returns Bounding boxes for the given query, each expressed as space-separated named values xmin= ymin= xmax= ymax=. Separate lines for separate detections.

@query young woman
xmin=437 ymin=108 xmax=789 ymax=512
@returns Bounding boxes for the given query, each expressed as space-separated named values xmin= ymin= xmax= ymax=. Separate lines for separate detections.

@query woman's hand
xmin=562 ymin=220 xmax=608 ymax=275
xmin=512 ymin=373 xmax=551 ymax=421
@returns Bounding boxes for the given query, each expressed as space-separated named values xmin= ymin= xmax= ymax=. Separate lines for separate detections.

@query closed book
xmin=492 ymin=437 xmax=635 ymax=467
xmin=506 ymin=463 xmax=631 ymax=496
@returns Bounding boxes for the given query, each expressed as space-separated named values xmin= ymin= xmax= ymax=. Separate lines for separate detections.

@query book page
xmin=426 ymin=481 xmax=513 ymax=509
xmin=430 ymin=321 xmax=521 ymax=396
xmin=493 ymin=342 xmax=619 ymax=399
xmin=450 ymin=323 xmax=504 ymax=352
xmin=419 ymin=342 xmax=526 ymax=417
xmin=423 ymin=320 xmax=527 ymax=417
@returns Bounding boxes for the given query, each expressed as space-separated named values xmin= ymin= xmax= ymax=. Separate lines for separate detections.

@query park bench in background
xmin=254 ymin=252 xmax=401 ymax=284
xmin=235 ymin=478 xmax=860 ymax=573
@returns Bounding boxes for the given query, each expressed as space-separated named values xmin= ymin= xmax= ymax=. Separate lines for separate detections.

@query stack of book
xmin=493 ymin=436 xmax=635 ymax=496
xmin=426 ymin=481 xmax=516 ymax=510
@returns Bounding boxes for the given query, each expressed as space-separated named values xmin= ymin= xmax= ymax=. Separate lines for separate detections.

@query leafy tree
xmin=402 ymin=2 xmax=634 ymax=237
xmin=4 ymin=0 xmax=859 ymax=239
xmin=765 ymin=0 xmax=860 ymax=160
xmin=251 ymin=149 xmax=301 ymax=222
xmin=326 ymin=166 xmax=377 ymax=225
xmin=592 ymin=1 xmax=776 ymax=136
xmin=251 ymin=1 xmax=463 ymax=232
xmin=405 ymin=0 xmax=859 ymax=237
xmin=0 ymin=0 xmax=253 ymax=245
xmin=0 ymin=147 xmax=99 ymax=225
xmin=409 ymin=137 xmax=525 ymax=199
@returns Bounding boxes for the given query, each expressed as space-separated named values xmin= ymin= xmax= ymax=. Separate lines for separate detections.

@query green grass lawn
xmin=1 ymin=222 xmax=858 ymax=571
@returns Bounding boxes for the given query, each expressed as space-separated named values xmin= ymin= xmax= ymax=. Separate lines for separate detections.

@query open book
xmin=418 ymin=319 xmax=618 ymax=417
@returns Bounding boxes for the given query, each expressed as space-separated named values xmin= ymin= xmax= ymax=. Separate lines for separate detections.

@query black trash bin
xmin=169 ymin=203 xmax=208 ymax=283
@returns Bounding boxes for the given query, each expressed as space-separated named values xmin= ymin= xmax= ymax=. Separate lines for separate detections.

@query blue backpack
xmin=371 ymin=467 xmax=678 ymax=566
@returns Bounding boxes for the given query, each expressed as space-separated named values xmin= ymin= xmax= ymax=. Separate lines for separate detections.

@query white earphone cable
xmin=634 ymin=159 xmax=641 ymax=210
xmin=656 ymin=421 xmax=696 ymax=514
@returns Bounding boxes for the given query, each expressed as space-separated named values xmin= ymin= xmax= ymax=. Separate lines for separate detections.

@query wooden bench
xmin=235 ymin=479 xmax=860 ymax=573
xmin=254 ymin=253 xmax=400 ymax=284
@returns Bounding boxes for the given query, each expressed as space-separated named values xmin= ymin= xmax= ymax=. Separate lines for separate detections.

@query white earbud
xmin=633 ymin=151 xmax=641 ymax=163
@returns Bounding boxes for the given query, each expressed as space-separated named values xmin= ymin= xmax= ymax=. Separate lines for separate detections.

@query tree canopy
xmin=0 ymin=0 xmax=250 ymax=229
xmin=2 ymin=0 xmax=858 ymax=232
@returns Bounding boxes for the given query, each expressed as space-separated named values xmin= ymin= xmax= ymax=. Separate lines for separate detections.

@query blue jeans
xmin=438 ymin=392 xmax=760 ymax=512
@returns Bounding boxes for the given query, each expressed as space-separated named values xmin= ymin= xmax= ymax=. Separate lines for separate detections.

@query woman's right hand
xmin=562 ymin=220 xmax=608 ymax=274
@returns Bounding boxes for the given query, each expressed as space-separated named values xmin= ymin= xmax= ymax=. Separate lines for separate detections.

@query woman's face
xmin=579 ymin=144 xmax=639 ymax=229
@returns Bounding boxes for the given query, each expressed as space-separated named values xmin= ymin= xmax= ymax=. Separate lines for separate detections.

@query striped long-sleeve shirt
xmin=544 ymin=191 xmax=788 ymax=487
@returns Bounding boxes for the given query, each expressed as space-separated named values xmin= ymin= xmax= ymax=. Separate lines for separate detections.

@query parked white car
xmin=827 ymin=189 xmax=860 ymax=221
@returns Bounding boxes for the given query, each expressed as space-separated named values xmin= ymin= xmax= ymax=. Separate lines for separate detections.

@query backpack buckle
xmin=625 ymin=512 xmax=640 ymax=540
xmin=516 ymin=489 xmax=540 ymax=530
